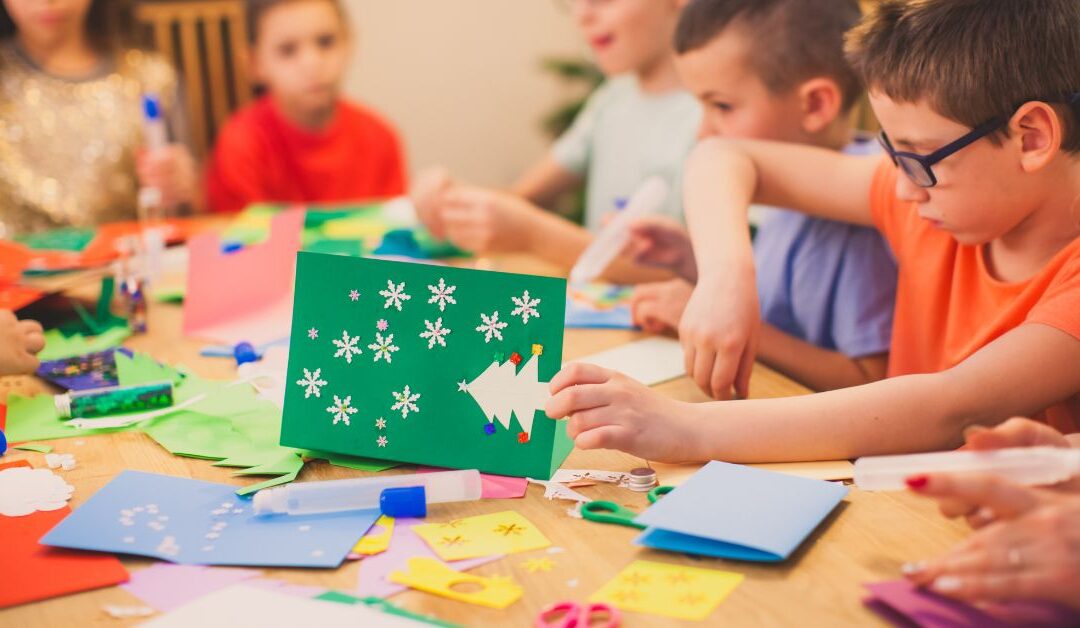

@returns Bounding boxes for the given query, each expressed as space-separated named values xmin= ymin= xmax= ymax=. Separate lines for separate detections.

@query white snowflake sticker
xmin=476 ymin=311 xmax=509 ymax=343
xmin=377 ymin=435 xmax=388 ymax=448
xmin=511 ymin=290 xmax=541 ymax=324
xmin=296 ymin=368 xmax=327 ymax=399
xmin=375 ymin=417 xmax=387 ymax=429
xmin=391 ymin=385 xmax=421 ymax=419
xmin=307 ymin=327 xmax=319 ymax=340
xmin=349 ymin=289 xmax=360 ymax=302
xmin=379 ymin=279 xmax=411 ymax=311
xmin=427 ymin=278 xmax=457 ymax=311
xmin=367 ymin=332 xmax=399 ymax=363
xmin=326 ymin=395 xmax=357 ymax=426
xmin=332 ymin=330 xmax=362 ymax=363
xmin=419 ymin=318 xmax=451 ymax=349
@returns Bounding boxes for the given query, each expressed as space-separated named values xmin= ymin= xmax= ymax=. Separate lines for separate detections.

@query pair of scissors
xmin=535 ymin=601 xmax=621 ymax=628
xmin=580 ymin=485 xmax=675 ymax=530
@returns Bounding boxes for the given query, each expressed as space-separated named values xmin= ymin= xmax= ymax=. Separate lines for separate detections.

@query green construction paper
xmin=315 ymin=591 xmax=460 ymax=627
xmin=235 ymin=467 xmax=300 ymax=496
xmin=4 ymin=393 xmax=132 ymax=442
xmin=281 ymin=253 xmax=571 ymax=479
xmin=13 ymin=443 xmax=53 ymax=453
xmin=59 ymin=277 xmax=127 ymax=336
xmin=38 ymin=326 xmax=132 ymax=361
xmin=232 ymin=451 xmax=303 ymax=476
xmin=301 ymin=449 xmax=402 ymax=472
xmin=16 ymin=227 xmax=96 ymax=251
xmin=152 ymin=287 xmax=186 ymax=303
xmin=303 ymin=238 xmax=365 ymax=257
xmin=115 ymin=352 xmax=184 ymax=387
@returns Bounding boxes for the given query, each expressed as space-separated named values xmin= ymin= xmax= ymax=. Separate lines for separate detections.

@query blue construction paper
xmin=41 ymin=471 xmax=378 ymax=568
xmin=564 ymin=302 xmax=634 ymax=329
xmin=633 ymin=461 xmax=848 ymax=562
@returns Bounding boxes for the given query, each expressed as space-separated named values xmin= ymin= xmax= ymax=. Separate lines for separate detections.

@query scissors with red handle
xmin=535 ymin=601 xmax=621 ymax=628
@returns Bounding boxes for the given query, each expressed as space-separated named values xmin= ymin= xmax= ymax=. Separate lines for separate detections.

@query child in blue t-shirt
xmin=628 ymin=0 xmax=896 ymax=392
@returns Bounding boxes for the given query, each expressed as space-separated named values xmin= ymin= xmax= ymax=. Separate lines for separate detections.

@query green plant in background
xmin=539 ymin=56 xmax=604 ymax=224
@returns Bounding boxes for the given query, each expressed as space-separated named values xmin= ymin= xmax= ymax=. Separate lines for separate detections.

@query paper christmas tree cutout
xmin=466 ymin=354 xmax=550 ymax=437
xmin=280 ymin=253 xmax=572 ymax=479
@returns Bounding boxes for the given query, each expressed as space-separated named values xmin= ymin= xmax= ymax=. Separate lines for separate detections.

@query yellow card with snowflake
xmin=280 ymin=253 xmax=572 ymax=479
xmin=590 ymin=560 xmax=743 ymax=621
xmin=410 ymin=511 xmax=551 ymax=561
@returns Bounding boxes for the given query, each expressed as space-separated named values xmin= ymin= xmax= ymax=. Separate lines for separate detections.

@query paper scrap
xmin=650 ymin=460 xmax=855 ymax=486
xmin=102 ymin=605 xmax=155 ymax=618
xmin=389 ymin=557 xmax=523 ymax=609
xmin=12 ymin=443 xmax=52 ymax=453
xmin=520 ymin=557 xmax=555 ymax=573
xmin=0 ymin=467 xmax=74 ymax=516
xmin=590 ymin=560 xmax=743 ymax=621
xmin=355 ymin=517 xmax=502 ymax=598
xmin=411 ymin=511 xmax=551 ymax=561
xmin=45 ymin=452 xmax=76 ymax=471
xmin=41 ymin=470 xmax=379 ymax=568
xmin=551 ymin=469 xmax=629 ymax=486
xmin=574 ymin=337 xmax=685 ymax=386
xmin=418 ymin=466 xmax=527 ymax=499
xmin=352 ymin=515 xmax=395 ymax=556
xmin=121 ymin=564 xmax=262 ymax=611
xmin=864 ymin=580 xmax=1080 ymax=627
xmin=527 ymin=477 xmax=591 ymax=503
xmin=0 ymin=504 xmax=129 ymax=609
xmin=140 ymin=585 xmax=424 ymax=627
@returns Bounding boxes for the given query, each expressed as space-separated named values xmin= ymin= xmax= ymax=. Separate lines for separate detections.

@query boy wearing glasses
xmin=627 ymin=0 xmax=897 ymax=393
xmin=546 ymin=0 xmax=1080 ymax=462
xmin=411 ymin=0 xmax=700 ymax=275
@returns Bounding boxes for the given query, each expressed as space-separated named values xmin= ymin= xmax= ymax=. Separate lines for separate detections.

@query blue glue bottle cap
xmin=221 ymin=241 xmax=244 ymax=254
xmin=233 ymin=342 xmax=258 ymax=365
xmin=613 ymin=197 xmax=629 ymax=211
xmin=0 ymin=427 xmax=6 ymax=456
xmin=143 ymin=94 xmax=161 ymax=120
xmin=380 ymin=486 xmax=426 ymax=518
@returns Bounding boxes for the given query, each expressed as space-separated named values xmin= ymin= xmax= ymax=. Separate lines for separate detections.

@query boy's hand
xmin=438 ymin=186 xmax=535 ymax=254
xmin=625 ymin=217 xmax=698 ymax=281
xmin=630 ymin=279 xmax=693 ymax=333
xmin=544 ymin=363 xmax=702 ymax=462
xmin=411 ymin=166 xmax=454 ymax=239
xmin=0 ymin=311 xmax=44 ymax=376
xmin=679 ymin=268 xmax=760 ymax=400
xmin=136 ymin=144 xmax=198 ymax=211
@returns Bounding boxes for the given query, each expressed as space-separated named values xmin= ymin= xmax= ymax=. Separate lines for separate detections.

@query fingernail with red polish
xmin=905 ymin=475 xmax=929 ymax=490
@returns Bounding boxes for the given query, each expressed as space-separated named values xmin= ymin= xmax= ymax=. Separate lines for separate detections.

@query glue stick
xmin=55 ymin=381 xmax=174 ymax=419
xmin=854 ymin=446 xmax=1080 ymax=491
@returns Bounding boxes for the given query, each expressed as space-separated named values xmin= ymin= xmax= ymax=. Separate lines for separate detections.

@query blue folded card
xmin=634 ymin=461 xmax=848 ymax=562
xmin=41 ymin=470 xmax=379 ymax=568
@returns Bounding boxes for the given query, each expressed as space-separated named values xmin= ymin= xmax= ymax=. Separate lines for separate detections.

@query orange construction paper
xmin=0 ymin=504 xmax=129 ymax=608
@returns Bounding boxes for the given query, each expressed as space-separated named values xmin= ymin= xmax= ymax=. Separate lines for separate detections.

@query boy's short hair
xmin=845 ymin=0 xmax=1080 ymax=152
xmin=673 ymin=0 xmax=863 ymax=113
xmin=247 ymin=0 xmax=344 ymax=44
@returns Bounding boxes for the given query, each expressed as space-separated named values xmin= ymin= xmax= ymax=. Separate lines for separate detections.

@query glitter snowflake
xmin=348 ymin=289 xmax=360 ymax=302
xmin=419 ymin=317 xmax=451 ymax=349
xmin=376 ymin=435 xmax=388 ymax=448
xmin=326 ymin=395 xmax=357 ymax=426
xmin=367 ymin=332 xmax=399 ymax=363
xmin=377 ymin=319 xmax=389 ymax=331
xmin=379 ymin=279 xmax=411 ymax=311
xmin=295 ymin=368 xmax=327 ymax=399
xmin=475 ymin=311 xmax=508 ymax=343
xmin=332 ymin=330 xmax=362 ymax=363
xmin=375 ymin=417 xmax=386 ymax=429
xmin=427 ymin=278 xmax=457 ymax=311
xmin=457 ymin=380 xmax=468 ymax=392
xmin=391 ymin=385 xmax=421 ymax=419
xmin=307 ymin=327 xmax=319 ymax=340
xmin=510 ymin=290 xmax=541 ymax=324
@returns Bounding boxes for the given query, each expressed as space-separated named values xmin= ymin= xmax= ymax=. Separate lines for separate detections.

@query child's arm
xmin=757 ymin=325 xmax=888 ymax=391
xmin=680 ymin=138 xmax=882 ymax=400
xmin=631 ymin=279 xmax=888 ymax=390
xmin=546 ymin=324 xmax=1080 ymax=463
xmin=510 ymin=155 xmax=584 ymax=207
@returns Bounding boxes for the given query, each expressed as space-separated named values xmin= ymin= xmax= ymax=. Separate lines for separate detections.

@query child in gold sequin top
xmin=0 ymin=0 xmax=199 ymax=234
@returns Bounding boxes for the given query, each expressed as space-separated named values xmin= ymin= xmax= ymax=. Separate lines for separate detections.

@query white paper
xmin=574 ymin=337 xmax=685 ymax=386
xmin=140 ymin=585 xmax=423 ymax=628
xmin=527 ymin=478 xmax=591 ymax=503
xmin=550 ymin=469 xmax=629 ymax=485
xmin=0 ymin=467 xmax=74 ymax=516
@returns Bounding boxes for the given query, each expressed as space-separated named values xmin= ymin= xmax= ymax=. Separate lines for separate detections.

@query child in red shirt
xmin=206 ymin=0 xmax=406 ymax=212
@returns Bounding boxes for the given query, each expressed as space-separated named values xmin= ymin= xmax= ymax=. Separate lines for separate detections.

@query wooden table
xmin=1 ymin=252 xmax=967 ymax=627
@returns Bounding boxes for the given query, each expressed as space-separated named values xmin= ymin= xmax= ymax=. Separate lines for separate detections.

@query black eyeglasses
xmin=878 ymin=92 xmax=1080 ymax=188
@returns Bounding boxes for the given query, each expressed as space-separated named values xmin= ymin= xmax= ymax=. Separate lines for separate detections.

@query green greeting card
xmin=280 ymin=253 xmax=572 ymax=478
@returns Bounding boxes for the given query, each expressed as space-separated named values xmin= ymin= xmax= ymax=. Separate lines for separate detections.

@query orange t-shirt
xmin=870 ymin=158 xmax=1080 ymax=434
xmin=206 ymin=96 xmax=407 ymax=212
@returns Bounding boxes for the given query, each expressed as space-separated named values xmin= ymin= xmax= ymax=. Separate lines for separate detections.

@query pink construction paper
xmin=864 ymin=580 xmax=1080 ymax=627
xmin=244 ymin=578 xmax=328 ymax=599
xmin=183 ymin=209 xmax=304 ymax=345
xmin=416 ymin=466 xmax=528 ymax=499
xmin=355 ymin=517 xmax=503 ymax=598
xmin=121 ymin=564 xmax=262 ymax=611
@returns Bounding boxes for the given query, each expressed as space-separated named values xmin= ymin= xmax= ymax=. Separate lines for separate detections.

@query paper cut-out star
xmin=620 ymin=572 xmax=651 ymax=587
xmin=520 ymin=557 xmax=555 ymax=573
xmin=494 ymin=522 xmax=525 ymax=537
xmin=457 ymin=380 xmax=468 ymax=392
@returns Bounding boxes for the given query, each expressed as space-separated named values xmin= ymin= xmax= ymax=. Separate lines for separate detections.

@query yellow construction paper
xmin=589 ymin=560 xmax=743 ymax=621
xmin=389 ymin=557 xmax=522 ymax=609
xmin=352 ymin=515 xmax=395 ymax=555
xmin=520 ymin=557 xmax=555 ymax=573
xmin=651 ymin=459 xmax=854 ymax=486
xmin=410 ymin=511 xmax=551 ymax=561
